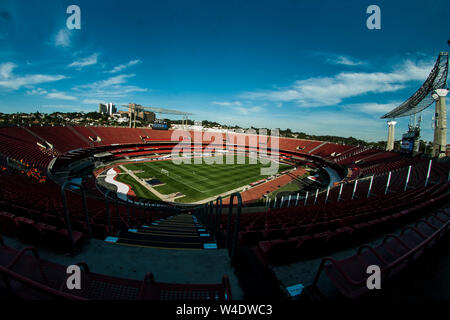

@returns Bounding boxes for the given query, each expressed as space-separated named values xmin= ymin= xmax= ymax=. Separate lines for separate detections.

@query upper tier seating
xmin=28 ymin=126 xmax=91 ymax=153
xmin=0 ymin=127 xmax=54 ymax=169
xmin=312 ymin=143 xmax=355 ymax=158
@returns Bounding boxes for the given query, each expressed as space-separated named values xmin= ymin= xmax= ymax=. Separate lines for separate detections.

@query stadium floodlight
xmin=381 ymin=52 xmax=448 ymax=119
xmin=432 ymin=92 xmax=439 ymax=100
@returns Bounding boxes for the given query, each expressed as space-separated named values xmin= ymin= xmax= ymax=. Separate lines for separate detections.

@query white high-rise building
xmin=99 ymin=103 xmax=117 ymax=115
xmin=106 ymin=103 xmax=116 ymax=115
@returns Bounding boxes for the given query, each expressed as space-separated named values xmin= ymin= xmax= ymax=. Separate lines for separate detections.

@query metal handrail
xmin=225 ymin=193 xmax=242 ymax=262
xmin=61 ymin=181 xmax=92 ymax=254
xmin=104 ymin=190 xmax=114 ymax=233
xmin=208 ymin=201 xmax=214 ymax=231
xmin=215 ymin=197 xmax=223 ymax=238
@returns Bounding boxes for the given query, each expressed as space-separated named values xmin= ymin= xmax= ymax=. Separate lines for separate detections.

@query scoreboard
xmin=400 ymin=128 xmax=419 ymax=154
xmin=152 ymin=123 xmax=169 ymax=130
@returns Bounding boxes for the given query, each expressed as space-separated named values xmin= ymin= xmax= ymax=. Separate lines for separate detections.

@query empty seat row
xmin=0 ymin=235 xmax=232 ymax=300
xmin=309 ymin=208 xmax=450 ymax=299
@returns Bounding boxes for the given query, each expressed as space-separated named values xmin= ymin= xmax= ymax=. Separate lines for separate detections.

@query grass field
xmin=116 ymin=155 xmax=293 ymax=203
xmin=266 ymin=173 xmax=309 ymax=200
xmin=116 ymin=173 xmax=160 ymax=201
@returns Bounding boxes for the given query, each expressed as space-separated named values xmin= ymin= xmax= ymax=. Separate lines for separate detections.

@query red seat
xmin=311 ymin=210 xmax=450 ymax=299
xmin=258 ymin=238 xmax=298 ymax=265
xmin=91 ymin=223 xmax=109 ymax=240
xmin=238 ymin=230 xmax=264 ymax=246
xmin=16 ymin=217 xmax=44 ymax=243
xmin=39 ymin=224 xmax=84 ymax=252
xmin=0 ymin=212 xmax=20 ymax=236
xmin=263 ymin=228 xmax=286 ymax=241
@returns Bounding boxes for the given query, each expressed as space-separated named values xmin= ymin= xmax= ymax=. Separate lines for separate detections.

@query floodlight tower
xmin=121 ymin=103 xmax=193 ymax=128
xmin=386 ymin=120 xmax=397 ymax=151
xmin=431 ymin=89 xmax=448 ymax=158
xmin=381 ymin=52 xmax=448 ymax=156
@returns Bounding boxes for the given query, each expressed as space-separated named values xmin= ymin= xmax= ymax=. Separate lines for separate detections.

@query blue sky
xmin=0 ymin=0 xmax=448 ymax=142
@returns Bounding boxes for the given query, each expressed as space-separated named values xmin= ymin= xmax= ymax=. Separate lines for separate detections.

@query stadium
xmin=1 ymin=88 xmax=449 ymax=301
xmin=0 ymin=0 xmax=449 ymax=308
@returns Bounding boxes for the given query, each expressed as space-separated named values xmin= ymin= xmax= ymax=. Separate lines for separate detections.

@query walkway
xmin=223 ymin=167 xmax=307 ymax=204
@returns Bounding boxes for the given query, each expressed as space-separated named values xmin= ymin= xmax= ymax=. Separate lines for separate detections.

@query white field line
xmin=141 ymin=164 xmax=206 ymax=193
xmin=104 ymin=168 xmax=130 ymax=201
xmin=143 ymin=160 xmax=259 ymax=194
xmin=148 ymin=160 xmax=291 ymax=194
xmin=119 ymin=165 xmax=167 ymax=200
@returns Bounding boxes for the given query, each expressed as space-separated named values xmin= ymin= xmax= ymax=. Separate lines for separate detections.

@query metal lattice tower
xmin=381 ymin=52 xmax=448 ymax=156
xmin=381 ymin=52 xmax=448 ymax=119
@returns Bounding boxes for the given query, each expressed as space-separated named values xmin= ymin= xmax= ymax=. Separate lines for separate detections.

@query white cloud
xmin=241 ymin=59 xmax=434 ymax=107
xmin=55 ymin=29 xmax=71 ymax=48
xmin=212 ymin=101 xmax=243 ymax=107
xmin=26 ymin=87 xmax=48 ymax=95
xmin=329 ymin=56 xmax=366 ymax=66
xmin=46 ymin=91 xmax=77 ymax=100
xmin=235 ymin=106 xmax=263 ymax=115
xmin=26 ymin=85 xmax=76 ymax=101
xmin=291 ymin=111 xmax=386 ymax=141
xmin=0 ymin=62 xmax=67 ymax=90
xmin=68 ymin=53 xmax=99 ymax=69
xmin=108 ymin=59 xmax=141 ymax=73
xmin=343 ymin=102 xmax=402 ymax=114
xmin=212 ymin=100 xmax=264 ymax=115
xmin=0 ymin=62 xmax=15 ymax=78
xmin=82 ymin=99 xmax=105 ymax=105
xmin=74 ymin=73 xmax=148 ymax=100
xmin=26 ymin=86 xmax=77 ymax=100
xmin=312 ymin=52 xmax=366 ymax=67
xmin=86 ymin=74 xmax=135 ymax=88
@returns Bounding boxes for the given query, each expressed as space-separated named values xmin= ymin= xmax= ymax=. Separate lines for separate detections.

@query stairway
xmin=21 ymin=126 xmax=62 ymax=154
xmin=105 ymin=214 xmax=217 ymax=250
xmin=67 ymin=125 xmax=94 ymax=148
xmin=308 ymin=141 xmax=327 ymax=154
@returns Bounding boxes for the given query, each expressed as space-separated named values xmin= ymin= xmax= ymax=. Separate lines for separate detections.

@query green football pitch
xmin=116 ymin=155 xmax=293 ymax=203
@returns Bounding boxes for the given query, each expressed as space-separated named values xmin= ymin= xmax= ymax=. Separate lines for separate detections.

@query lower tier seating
xmin=0 ymin=235 xmax=232 ymax=300
xmin=309 ymin=207 xmax=450 ymax=299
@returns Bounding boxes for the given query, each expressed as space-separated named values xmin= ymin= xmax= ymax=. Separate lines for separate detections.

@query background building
xmin=99 ymin=103 xmax=117 ymax=115
xmin=138 ymin=111 xmax=156 ymax=122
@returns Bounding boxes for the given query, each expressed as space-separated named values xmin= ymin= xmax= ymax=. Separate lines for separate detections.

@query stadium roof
xmin=381 ymin=52 xmax=448 ymax=119
xmin=93 ymin=152 xmax=113 ymax=158
xmin=121 ymin=104 xmax=193 ymax=116
xmin=142 ymin=106 xmax=193 ymax=116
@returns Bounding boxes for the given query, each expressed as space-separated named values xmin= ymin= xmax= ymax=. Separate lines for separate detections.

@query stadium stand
xmin=0 ymin=127 xmax=54 ymax=169
xmin=28 ymin=126 xmax=90 ymax=153
xmin=0 ymin=125 xmax=448 ymax=300
xmin=0 ymin=233 xmax=231 ymax=300
xmin=309 ymin=206 xmax=449 ymax=299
